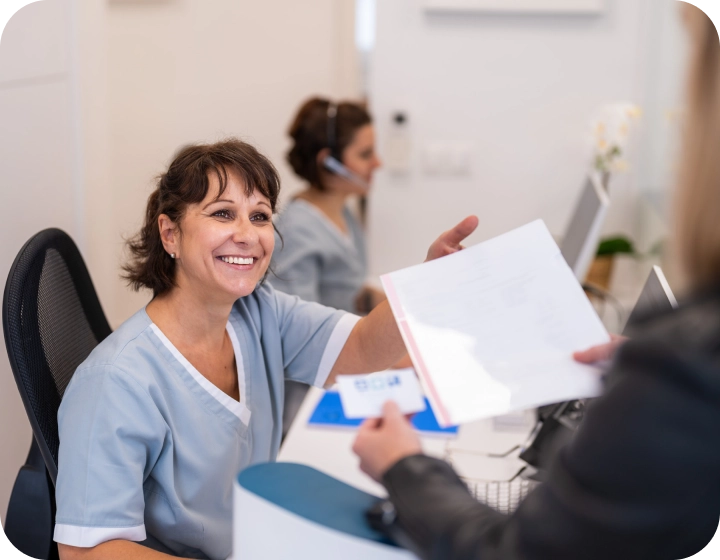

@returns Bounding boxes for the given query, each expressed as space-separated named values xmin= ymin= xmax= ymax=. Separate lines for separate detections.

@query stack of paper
xmin=381 ymin=220 xmax=609 ymax=427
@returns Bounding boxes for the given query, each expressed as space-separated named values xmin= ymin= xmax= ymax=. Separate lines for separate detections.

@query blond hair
xmin=675 ymin=5 xmax=720 ymax=292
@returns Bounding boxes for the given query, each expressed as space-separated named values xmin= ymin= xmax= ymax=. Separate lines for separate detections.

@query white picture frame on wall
xmin=424 ymin=0 xmax=605 ymax=15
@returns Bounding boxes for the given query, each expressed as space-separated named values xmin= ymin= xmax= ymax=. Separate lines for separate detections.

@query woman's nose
xmin=232 ymin=218 xmax=259 ymax=244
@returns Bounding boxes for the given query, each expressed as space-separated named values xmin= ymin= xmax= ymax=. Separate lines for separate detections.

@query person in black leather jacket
xmin=352 ymin=6 xmax=720 ymax=560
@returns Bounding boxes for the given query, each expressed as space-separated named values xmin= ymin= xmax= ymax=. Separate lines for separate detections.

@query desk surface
xmin=278 ymin=387 xmax=536 ymax=496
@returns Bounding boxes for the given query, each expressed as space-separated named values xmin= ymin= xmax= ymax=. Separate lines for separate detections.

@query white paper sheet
xmin=336 ymin=369 xmax=426 ymax=419
xmin=381 ymin=220 xmax=609 ymax=427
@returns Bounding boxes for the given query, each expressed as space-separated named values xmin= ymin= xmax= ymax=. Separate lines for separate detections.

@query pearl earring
xmin=170 ymin=253 xmax=176 ymax=259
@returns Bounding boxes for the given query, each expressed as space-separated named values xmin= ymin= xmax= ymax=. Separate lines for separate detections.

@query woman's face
xmin=339 ymin=124 xmax=382 ymax=193
xmin=168 ymin=171 xmax=275 ymax=304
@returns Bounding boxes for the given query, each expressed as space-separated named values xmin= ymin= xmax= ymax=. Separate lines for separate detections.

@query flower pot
xmin=585 ymin=255 xmax=614 ymax=291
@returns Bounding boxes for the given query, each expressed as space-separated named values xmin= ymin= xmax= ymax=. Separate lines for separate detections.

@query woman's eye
xmin=212 ymin=209 xmax=233 ymax=219
xmin=251 ymin=212 xmax=270 ymax=223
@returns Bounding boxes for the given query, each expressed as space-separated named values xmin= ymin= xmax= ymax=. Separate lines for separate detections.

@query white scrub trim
xmin=315 ymin=313 xmax=362 ymax=387
xmin=150 ymin=323 xmax=252 ymax=426
xmin=54 ymin=523 xmax=146 ymax=547
xmin=225 ymin=324 xmax=249 ymax=420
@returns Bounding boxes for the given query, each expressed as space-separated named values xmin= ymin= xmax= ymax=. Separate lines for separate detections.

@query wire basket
xmin=466 ymin=477 xmax=540 ymax=515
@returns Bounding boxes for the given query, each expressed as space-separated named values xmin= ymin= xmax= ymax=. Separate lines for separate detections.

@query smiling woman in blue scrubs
xmin=52 ymin=139 xmax=478 ymax=560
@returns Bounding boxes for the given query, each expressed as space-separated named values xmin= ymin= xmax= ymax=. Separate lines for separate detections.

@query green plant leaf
xmin=596 ymin=235 xmax=636 ymax=256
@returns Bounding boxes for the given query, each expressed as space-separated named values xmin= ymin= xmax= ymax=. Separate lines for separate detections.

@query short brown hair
xmin=286 ymin=97 xmax=372 ymax=190
xmin=123 ymin=139 xmax=281 ymax=296
xmin=675 ymin=6 xmax=720 ymax=293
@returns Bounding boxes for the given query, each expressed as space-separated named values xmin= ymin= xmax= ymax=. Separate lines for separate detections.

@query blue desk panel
xmin=308 ymin=391 xmax=458 ymax=434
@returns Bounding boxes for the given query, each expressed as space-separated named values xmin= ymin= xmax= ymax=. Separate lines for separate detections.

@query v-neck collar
xmin=149 ymin=321 xmax=252 ymax=426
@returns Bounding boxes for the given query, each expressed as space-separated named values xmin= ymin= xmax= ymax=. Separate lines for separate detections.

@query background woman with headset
xmin=271 ymin=97 xmax=387 ymax=435
xmin=271 ymin=97 xmax=384 ymax=314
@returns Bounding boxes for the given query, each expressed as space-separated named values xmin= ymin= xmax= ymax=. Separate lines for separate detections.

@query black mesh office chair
xmin=2 ymin=229 xmax=111 ymax=559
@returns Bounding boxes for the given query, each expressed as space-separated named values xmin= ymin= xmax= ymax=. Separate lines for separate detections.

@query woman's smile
xmin=217 ymin=255 xmax=258 ymax=268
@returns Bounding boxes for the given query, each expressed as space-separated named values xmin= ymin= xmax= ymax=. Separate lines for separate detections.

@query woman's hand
xmin=352 ymin=401 xmax=423 ymax=482
xmin=426 ymin=216 xmax=479 ymax=262
xmin=573 ymin=334 xmax=627 ymax=364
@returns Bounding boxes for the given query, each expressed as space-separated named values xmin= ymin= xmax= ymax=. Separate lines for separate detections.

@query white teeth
xmin=221 ymin=256 xmax=253 ymax=265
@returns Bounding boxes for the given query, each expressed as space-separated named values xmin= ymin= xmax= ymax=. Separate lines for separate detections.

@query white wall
xmin=75 ymin=0 xmax=114 ymax=343
xmin=0 ymin=0 xmax=82 ymax=522
xmin=95 ymin=0 xmax=360 ymax=327
xmin=366 ymin=0 xmax=686 ymax=285
xmin=634 ymin=0 xmax=688 ymax=256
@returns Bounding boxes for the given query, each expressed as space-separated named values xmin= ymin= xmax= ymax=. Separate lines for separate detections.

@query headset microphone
xmin=322 ymin=155 xmax=370 ymax=190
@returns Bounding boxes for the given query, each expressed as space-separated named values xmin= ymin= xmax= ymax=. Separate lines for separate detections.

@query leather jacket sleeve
xmin=382 ymin=331 xmax=720 ymax=560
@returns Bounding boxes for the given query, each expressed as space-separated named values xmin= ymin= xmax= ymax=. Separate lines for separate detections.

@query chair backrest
xmin=3 ymin=229 xmax=111 ymax=484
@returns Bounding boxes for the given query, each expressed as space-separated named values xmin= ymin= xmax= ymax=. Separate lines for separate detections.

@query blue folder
xmin=308 ymin=391 xmax=458 ymax=434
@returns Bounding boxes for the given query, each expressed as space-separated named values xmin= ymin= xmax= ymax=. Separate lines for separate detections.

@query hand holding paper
xmin=352 ymin=401 xmax=424 ymax=483
xmin=574 ymin=334 xmax=627 ymax=364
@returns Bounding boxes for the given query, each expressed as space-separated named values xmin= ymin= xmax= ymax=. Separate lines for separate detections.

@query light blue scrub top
xmin=53 ymin=283 xmax=360 ymax=560
xmin=270 ymin=199 xmax=367 ymax=312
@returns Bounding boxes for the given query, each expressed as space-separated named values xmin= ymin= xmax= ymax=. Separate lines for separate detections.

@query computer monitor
xmin=560 ymin=174 xmax=610 ymax=282
xmin=622 ymin=265 xmax=678 ymax=336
